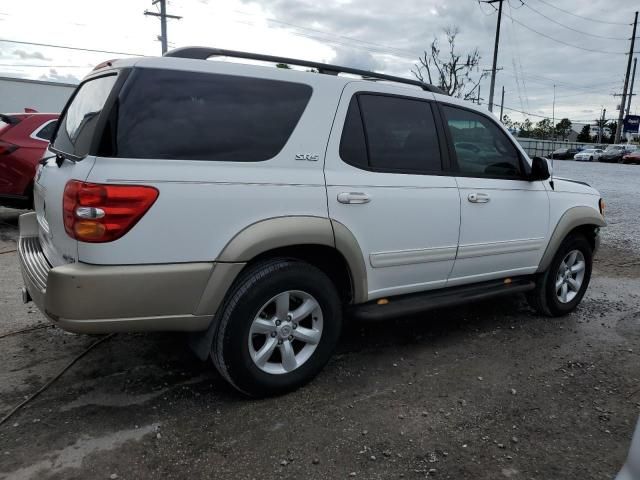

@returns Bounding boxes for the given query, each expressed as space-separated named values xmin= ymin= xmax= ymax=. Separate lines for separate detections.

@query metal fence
xmin=514 ymin=138 xmax=604 ymax=158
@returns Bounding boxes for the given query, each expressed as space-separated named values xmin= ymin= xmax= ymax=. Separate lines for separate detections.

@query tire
xmin=589 ymin=156 xmax=593 ymax=162
xmin=211 ymin=258 xmax=342 ymax=397
xmin=528 ymin=234 xmax=593 ymax=317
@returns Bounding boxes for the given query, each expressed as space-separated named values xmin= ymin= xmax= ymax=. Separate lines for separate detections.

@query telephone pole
xmin=144 ymin=0 xmax=182 ymax=55
xmin=615 ymin=10 xmax=638 ymax=143
xmin=626 ymin=57 xmax=637 ymax=117
xmin=598 ymin=108 xmax=606 ymax=143
xmin=482 ymin=0 xmax=504 ymax=113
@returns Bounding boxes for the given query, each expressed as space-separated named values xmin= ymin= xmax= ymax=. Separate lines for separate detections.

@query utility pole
xmin=598 ymin=108 xmax=606 ymax=143
xmin=626 ymin=57 xmax=637 ymax=117
xmin=144 ymin=0 xmax=182 ymax=55
xmin=499 ymin=85 xmax=505 ymax=123
xmin=551 ymin=84 xmax=556 ymax=150
xmin=482 ymin=0 xmax=504 ymax=112
xmin=615 ymin=10 xmax=638 ymax=143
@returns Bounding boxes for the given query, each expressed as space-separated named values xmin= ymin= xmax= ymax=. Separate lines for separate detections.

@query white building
xmin=0 ymin=76 xmax=77 ymax=114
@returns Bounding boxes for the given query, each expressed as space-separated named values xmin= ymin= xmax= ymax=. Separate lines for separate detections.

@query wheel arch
xmin=537 ymin=206 xmax=605 ymax=273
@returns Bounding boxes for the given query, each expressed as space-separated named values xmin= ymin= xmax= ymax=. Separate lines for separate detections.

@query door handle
xmin=468 ymin=192 xmax=490 ymax=203
xmin=337 ymin=192 xmax=371 ymax=204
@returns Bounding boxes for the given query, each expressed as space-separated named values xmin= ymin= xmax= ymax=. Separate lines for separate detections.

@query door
xmin=439 ymin=103 xmax=549 ymax=286
xmin=325 ymin=86 xmax=461 ymax=300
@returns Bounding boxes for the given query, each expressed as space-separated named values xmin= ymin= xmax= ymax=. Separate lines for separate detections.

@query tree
xmin=555 ymin=118 xmax=572 ymax=141
xmin=532 ymin=118 xmax=553 ymax=139
xmin=412 ymin=26 xmax=486 ymax=101
xmin=275 ymin=63 xmax=291 ymax=69
xmin=576 ymin=124 xmax=592 ymax=143
xmin=519 ymin=118 xmax=533 ymax=138
xmin=605 ymin=121 xmax=617 ymax=143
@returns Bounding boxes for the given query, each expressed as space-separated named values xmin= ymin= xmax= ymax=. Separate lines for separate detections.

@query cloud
xmin=13 ymin=49 xmax=51 ymax=61
xmin=39 ymin=69 xmax=80 ymax=84
xmin=332 ymin=47 xmax=383 ymax=71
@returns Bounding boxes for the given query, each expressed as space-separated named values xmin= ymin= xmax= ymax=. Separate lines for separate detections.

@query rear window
xmin=53 ymin=74 xmax=117 ymax=157
xmin=115 ymin=68 xmax=312 ymax=162
xmin=34 ymin=120 xmax=58 ymax=141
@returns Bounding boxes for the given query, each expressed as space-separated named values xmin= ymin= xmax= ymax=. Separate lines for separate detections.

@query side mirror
xmin=530 ymin=156 xmax=551 ymax=181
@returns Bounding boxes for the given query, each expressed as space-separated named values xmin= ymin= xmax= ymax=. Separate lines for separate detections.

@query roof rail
xmin=164 ymin=46 xmax=446 ymax=94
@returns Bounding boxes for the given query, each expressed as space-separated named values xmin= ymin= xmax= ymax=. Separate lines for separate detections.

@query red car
xmin=622 ymin=150 xmax=640 ymax=164
xmin=0 ymin=112 xmax=58 ymax=208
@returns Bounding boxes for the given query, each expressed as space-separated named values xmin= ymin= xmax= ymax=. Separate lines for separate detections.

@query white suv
xmin=18 ymin=47 xmax=606 ymax=396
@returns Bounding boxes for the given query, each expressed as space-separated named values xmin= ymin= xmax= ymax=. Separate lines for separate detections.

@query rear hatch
xmin=34 ymin=72 xmax=121 ymax=266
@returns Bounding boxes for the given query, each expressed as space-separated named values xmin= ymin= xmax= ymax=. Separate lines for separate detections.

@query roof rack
xmin=164 ymin=47 xmax=446 ymax=94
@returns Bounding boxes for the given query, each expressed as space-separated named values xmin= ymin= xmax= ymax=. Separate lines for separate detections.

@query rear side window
xmin=339 ymin=94 xmax=442 ymax=173
xmin=34 ymin=120 xmax=57 ymax=141
xmin=115 ymin=69 xmax=312 ymax=161
xmin=53 ymin=75 xmax=117 ymax=157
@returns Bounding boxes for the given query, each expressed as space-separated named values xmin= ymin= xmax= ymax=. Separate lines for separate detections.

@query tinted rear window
xmin=115 ymin=68 xmax=312 ymax=161
xmin=53 ymin=75 xmax=117 ymax=157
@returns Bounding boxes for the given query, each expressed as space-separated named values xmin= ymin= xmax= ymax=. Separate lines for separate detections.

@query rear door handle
xmin=337 ymin=192 xmax=371 ymax=204
xmin=468 ymin=192 xmax=490 ymax=203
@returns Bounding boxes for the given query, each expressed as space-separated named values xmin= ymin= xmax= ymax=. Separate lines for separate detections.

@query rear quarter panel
xmin=81 ymin=61 xmax=343 ymax=265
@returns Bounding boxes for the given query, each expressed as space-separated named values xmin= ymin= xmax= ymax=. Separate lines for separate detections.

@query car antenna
xmin=549 ymin=155 xmax=555 ymax=190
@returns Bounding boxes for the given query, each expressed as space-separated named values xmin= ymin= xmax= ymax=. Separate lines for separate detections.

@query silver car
xmin=574 ymin=148 xmax=604 ymax=162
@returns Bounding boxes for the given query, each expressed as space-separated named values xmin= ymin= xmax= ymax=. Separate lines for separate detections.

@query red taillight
xmin=63 ymin=180 xmax=158 ymax=243
xmin=0 ymin=140 xmax=18 ymax=155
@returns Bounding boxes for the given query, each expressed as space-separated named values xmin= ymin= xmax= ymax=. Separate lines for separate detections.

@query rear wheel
xmin=589 ymin=156 xmax=593 ymax=162
xmin=528 ymin=234 xmax=593 ymax=317
xmin=211 ymin=258 xmax=342 ymax=397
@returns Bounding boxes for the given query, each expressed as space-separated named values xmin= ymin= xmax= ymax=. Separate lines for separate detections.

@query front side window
xmin=115 ymin=69 xmax=312 ymax=162
xmin=443 ymin=105 xmax=523 ymax=178
xmin=53 ymin=75 xmax=117 ymax=157
xmin=340 ymin=93 xmax=442 ymax=173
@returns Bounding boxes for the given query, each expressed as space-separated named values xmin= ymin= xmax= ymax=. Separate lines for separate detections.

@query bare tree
xmin=412 ymin=27 xmax=486 ymax=100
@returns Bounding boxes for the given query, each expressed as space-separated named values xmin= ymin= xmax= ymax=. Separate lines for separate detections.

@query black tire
xmin=211 ymin=258 xmax=342 ymax=397
xmin=528 ymin=234 xmax=593 ymax=317
xmin=589 ymin=156 xmax=593 ymax=162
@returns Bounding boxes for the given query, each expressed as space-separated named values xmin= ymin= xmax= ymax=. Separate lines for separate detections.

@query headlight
xmin=599 ymin=198 xmax=606 ymax=218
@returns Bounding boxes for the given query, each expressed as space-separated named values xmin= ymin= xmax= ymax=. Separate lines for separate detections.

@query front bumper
xmin=17 ymin=212 xmax=239 ymax=334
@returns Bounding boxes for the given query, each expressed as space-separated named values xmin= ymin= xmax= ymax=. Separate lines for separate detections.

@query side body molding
xmin=537 ymin=206 xmax=606 ymax=273
xmin=195 ymin=216 xmax=369 ymax=317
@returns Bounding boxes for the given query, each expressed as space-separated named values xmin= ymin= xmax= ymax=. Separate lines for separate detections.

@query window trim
xmin=29 ymin=119 xmax=57 ymax=142
xmin=435 ymin=102 xmax=532 ymax=181
xmin=338 ymin=91 xmax=451 ymax=176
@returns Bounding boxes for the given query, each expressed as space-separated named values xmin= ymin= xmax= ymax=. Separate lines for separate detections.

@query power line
xmin=520 ymin=1 xmax=629 ymax=41
xmin=486 ymin=4 xmax=628 ymax=54
xmin=0 ymin=38 xmax=145 ymax=57
xmin=532 ymin=0 xmax=630 ymax=26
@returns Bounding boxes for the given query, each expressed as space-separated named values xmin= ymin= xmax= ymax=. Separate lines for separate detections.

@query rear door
xmin=35 ymin=73 xmax=119 ymax=266
xmin=325 ymin=85 xmax=461 ymax=300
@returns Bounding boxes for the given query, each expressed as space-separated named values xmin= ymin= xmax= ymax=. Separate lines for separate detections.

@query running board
xmin=350 ymin=277 xmax=536 ymax=321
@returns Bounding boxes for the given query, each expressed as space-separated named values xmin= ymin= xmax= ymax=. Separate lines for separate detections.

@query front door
xmin=325 ymin=85 xmax=461 ymax=300
xmin=439 ymin=103 xmax=549 ymax=286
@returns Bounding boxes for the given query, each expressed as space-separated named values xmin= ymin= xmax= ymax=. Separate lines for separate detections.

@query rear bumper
xmin=17 ymin=212 xmax=242 ymax=334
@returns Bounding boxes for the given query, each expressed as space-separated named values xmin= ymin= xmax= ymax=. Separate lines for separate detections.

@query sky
xmin=0 ymin=0 xmax=638 ymax=126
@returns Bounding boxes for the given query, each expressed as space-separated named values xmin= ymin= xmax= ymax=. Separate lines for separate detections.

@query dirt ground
xmin=1 ymin=164 xmax=639 ymax=479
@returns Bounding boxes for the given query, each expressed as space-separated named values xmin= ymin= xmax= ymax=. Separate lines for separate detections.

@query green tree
xmin=519 ymin=118 xmax=533 ymax=138
xmin=555 ymin=118 xmax=572 ymax=141
xmin=533 ymin=118 xmax=553 ymax=139
xmin=605 ymin=121 xmax=617 ymax=143
xmin=576 ymin=124 xmax=592 ymax=143
xmin=276 ymin=63 xmax=291 ymax=69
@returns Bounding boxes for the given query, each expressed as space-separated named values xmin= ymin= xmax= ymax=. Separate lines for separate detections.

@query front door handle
xmin=337 ymin=192 xmax=371 ymax=204
xmin=468 ymin=192 xmax=490 ymax=203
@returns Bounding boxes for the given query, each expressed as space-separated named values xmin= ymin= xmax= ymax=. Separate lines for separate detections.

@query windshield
xmin=581 ymin=149 xmax=595 ymax=153
xmin=605 ymin=146 xmax=623 ymax=151
xmin=52 ymin=74 xmax=117 ymax=158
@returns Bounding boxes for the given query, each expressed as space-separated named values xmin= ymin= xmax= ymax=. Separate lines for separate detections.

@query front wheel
xmin=589 ymin=156 xmax=593 ymax=162
xmin=211 ymin=259 xmax=342 ymax=397
xmin=528 ymin=234 xmax=593 ymax=317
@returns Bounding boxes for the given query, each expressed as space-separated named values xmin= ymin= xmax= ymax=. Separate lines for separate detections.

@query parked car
xmin=550 ymin=147 xmax=581 ymax=159
xmin=599 ymin=144 xmax=638 ymax=163
xmin=17 ymin=47 xmax=606 ymax=397
xmin=574 ymin=148 xmax=604 ymax=162
xmin=622 ymin=150 xmax=640 ymax=164
xmin=616 ymin=418 xmax=640 ymax=480
xmin=0 ymin=112 xmax=58 ymax=208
